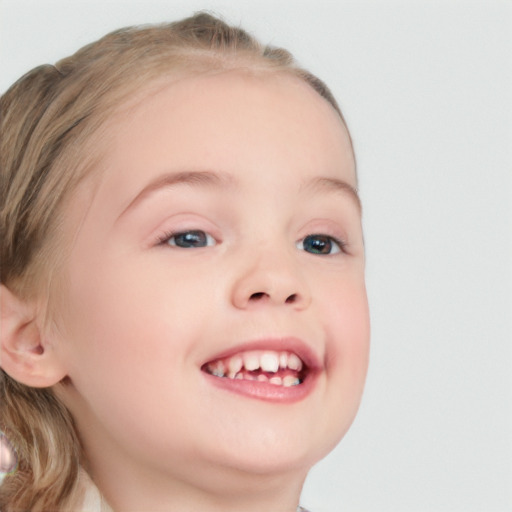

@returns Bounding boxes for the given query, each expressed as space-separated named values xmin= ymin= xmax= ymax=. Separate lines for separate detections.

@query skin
xmin=0 ymin=434 xmax=16 ymax=474
xmin=45 ymin=70 xmax=370 ymax=511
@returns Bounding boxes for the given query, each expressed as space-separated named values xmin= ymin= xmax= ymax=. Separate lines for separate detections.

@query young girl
xmin=0 ymin=12 xmax=370 ymax=512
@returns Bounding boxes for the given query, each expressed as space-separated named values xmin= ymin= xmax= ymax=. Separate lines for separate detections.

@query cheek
xmin=58 ymin=266 xmax=154 ymax=378
xmin=56 ymin=263 xmax=206 ymax=441
xmin=294 ymin=278 xmax=369 ymax=461
xmin=324 ymin=278 xmax=370 ymax=390
xmin=57 ymin=253 xmax=219 ymax=400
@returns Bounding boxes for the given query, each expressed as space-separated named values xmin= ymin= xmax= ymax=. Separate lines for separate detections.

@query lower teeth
xmin=205 ymin=363 xmax=302 ymax=387
xmin=226 ymin=373 xmax=300 ymax=387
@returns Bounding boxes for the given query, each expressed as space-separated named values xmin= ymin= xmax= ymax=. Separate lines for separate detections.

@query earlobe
xmin=0 ymin=285 xmax=67 ymax=388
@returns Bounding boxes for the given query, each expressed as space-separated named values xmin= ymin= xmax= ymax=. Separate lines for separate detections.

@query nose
xmin=230 ymin=248 xmax=312 ymax=310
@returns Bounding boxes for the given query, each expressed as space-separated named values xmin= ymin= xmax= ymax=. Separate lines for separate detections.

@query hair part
xmin=0 ymin=12 xmax=350 ymax=510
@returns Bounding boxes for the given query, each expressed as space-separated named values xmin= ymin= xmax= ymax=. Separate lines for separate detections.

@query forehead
xmin=82 ymin=70 xmax=356 ymax=214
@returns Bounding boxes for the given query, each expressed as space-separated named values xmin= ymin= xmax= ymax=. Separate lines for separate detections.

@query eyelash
xmin=156 ymin=230 xmax=348 ymax=255
xmin=296 ymin=234 xmax=347 ymax=255
xmin=156 ymin=230 xmax=216 ymax=248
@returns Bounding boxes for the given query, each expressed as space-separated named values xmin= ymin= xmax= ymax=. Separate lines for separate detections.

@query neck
xmin=90 ymin=457 xmax=307 ymax=512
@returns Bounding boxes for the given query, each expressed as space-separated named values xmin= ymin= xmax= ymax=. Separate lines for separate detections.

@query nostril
xmin=244 ymin=291 xmax=302 ymax=306
xmin=249 ymin=292 xmax=267 ymax=301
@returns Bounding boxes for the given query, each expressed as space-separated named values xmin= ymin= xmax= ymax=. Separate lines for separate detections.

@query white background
xmin=1 ymin=1 xmax=510 ymax=511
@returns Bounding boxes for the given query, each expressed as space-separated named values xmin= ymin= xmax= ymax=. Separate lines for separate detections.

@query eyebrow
xmin=303 ymin=176 xmax=362 ymax=213
xmin=120 ymin=170 xmax=236 ymax=217
xmin=119 ymin=169 xmax=361 ymax=219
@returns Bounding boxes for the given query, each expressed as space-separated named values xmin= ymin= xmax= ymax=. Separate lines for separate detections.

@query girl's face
xmin=54 ymin=71 xmax=369 ymax=493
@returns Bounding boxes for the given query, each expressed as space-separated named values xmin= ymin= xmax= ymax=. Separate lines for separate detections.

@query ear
xmin=0 ymin=285 xmax=67 ymax=387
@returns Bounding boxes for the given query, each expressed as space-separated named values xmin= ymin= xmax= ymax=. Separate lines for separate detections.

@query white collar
xmin=80 ymin=471 xmax=113 ymax=512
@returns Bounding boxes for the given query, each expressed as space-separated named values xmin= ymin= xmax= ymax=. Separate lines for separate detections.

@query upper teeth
xmin=207 ymin=350 xmax=304 ymax=378
xmin=260 ymin=353 xmax=279 ymax=372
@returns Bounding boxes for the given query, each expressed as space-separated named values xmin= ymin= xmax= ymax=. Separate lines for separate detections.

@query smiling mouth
xmin=202 ymin=350 xmax=307 ymax=387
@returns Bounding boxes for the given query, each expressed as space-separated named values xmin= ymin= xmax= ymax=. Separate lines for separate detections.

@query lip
xmin=200 ymin=337 xmax=323 ymax=403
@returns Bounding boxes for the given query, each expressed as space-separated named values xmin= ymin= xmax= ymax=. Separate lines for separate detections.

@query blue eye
xmin=297 ymin=234 xmax=344 ymax=255
xmin=165 ymin=230 xmax=215 ymax=248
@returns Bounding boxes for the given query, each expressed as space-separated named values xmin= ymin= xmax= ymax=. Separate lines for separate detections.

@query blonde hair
xmin=0 ymin=12 xmax=348 ymax=510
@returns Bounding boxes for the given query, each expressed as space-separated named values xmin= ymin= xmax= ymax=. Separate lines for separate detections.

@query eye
xmin=296 ymin=234 xmax=344 ymax=255
xmin=164 ymin=230 xmax=216 ymax=249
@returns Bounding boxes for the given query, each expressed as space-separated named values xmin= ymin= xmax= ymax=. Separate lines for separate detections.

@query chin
xmin=203 ymin=420 xmax=343 ymax=478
